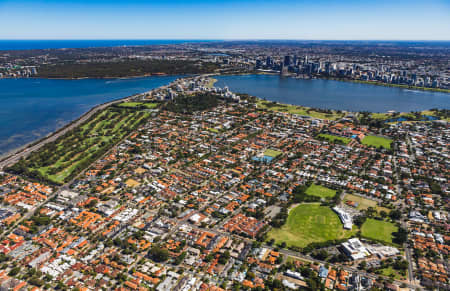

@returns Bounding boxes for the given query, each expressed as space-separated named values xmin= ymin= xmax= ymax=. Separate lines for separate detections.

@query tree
xmin=218 ymin=251 xmax=230 ymax=265
xmin=149 ymin=246 xmax=169 ymax=262
xmin=354 ymin=215 xmax=367 ymax=227
xmin=173 ymin=252 xmax=186 ymax=265
xmin=8 ymin=267 xmax=20 ymax=276
xmin=392 ymin=227 xmax=408 ymax=244
xmin=389 ymin=209 xmax=402 ymax=220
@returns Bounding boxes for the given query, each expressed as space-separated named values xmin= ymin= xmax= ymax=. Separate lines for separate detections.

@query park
xmin=267 ymin=203 xmax=356 ymax=248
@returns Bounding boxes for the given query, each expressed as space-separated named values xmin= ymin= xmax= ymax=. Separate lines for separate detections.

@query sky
xmin=0 ymin=0 xmax=449 ymax=40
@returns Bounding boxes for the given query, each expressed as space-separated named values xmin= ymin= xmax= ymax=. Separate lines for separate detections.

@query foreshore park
xmin=0 ymin=74 xmax=448 ymax=291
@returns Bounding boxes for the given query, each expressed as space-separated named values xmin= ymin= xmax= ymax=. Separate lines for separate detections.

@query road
xmin=395 ymin=138 xmax=418 ymax=286
xmin=164 ymin=219 xmax=422 ymax=290
xmin=0 ymin=96 xmax=133 ymax=171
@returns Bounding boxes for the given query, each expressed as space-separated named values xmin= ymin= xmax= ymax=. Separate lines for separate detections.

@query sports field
xmin=361 ymin=218 xmax=398 ymax=244
xmin=361 ymin=135 xmax=392 ymax=149
xmin=267 ymin=203 xmax=356 ymax=248
xmin=208 ymin=128 xmax=220 ymax=133
xmin=305 ymin=184 xmax=336 ymax=199
xmin=317 ymin=134 xmax=351 ymax=145
xmin=264 ymin=149 xmax=282 ymax=158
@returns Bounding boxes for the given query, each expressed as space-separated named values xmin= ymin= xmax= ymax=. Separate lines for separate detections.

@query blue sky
xmin=1 ymin=0 xmax=449 ymax=40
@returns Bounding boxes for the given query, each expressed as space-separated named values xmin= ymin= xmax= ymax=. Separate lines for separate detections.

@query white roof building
xmin=342 ymin=238 xmax=370 ymax=260
xmin=333 ymin=206 xmax=353 ymax=229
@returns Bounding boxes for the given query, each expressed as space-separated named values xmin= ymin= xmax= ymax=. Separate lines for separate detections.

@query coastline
xmin=31 ymin=73 xmax=171 ymax=80
xmin=0 ymin=92 xmax=140 ymax=167
xmin=5 ymin=71 xmax=448 ymax=93
xmin=329 ymin=78 xmax=450 ymax=94
xmin=226 ymin=71 xmax=450 ymax=94
xmin=1 ymin=73 xmax=448 ymax=164
xmin=0 ymin=74 xmax=187 ymax=162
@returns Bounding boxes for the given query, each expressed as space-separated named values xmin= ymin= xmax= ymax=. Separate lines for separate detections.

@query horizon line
xmin=1 ymin=38 xmax=450 ymax=42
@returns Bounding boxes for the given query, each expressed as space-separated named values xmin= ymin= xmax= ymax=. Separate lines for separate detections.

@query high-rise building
xmin=283 ymin=55 xmax=291 ymax=67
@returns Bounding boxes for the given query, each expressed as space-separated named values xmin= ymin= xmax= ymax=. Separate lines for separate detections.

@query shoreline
xmin=227 ymin=71 xmax=450 ymax=94
xmin=0 ymin=75 xmax=187 ymax=162
xmin=1 ymin=74 xmax=448 ymax=163
xmin=0 ymin=92 xmax=141 ymax=167
xmin=3 ymin=71 xmax=448 ymax=94
xmin=328 ymin=78 xmax=450 ymax=94
xmin=0 ymin=72 xmax=198 ymax=81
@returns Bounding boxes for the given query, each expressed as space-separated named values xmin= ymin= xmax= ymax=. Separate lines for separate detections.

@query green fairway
xmin=317 ymin=134 xmax=351 ymax=145
xmin=305 ymin=184 xmax=336 ymax=199
xmin=361 ymin=135 xmax=392 ymax=149
xmin=267 ymin=203 xmax=356 ymax=248
xmin=256 ymin=100 xmax=345 ymax=120
xmin=361 ymin=218 xmax=398 ymax=244
xmin=10 ymin=107 xmax=150 ymax=184
xmin=264 ymin=149 xmax=282 ymax=158
xmin=118 ymin=102 xmax=159 ymax=109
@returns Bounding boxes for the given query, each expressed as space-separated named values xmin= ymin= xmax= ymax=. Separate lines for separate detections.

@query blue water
xmin=0 ymin=40 xmax=217 ymax=50
xmin=215 ymin=75 xmax=449 ymax=112
xmin=252 ymin=156 xmax=274 ymax=163
xmin=0 ymin=76 xmax=180 ymax=155
xmin=385 ymin=115 xmax=440 ymax=123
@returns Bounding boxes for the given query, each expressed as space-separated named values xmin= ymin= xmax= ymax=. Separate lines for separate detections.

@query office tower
xmin=283 ymin=55 xmax=291 ymax=67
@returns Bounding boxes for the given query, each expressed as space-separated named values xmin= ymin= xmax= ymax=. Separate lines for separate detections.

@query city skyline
xmin=1 ymin=0 xmax=449 ymax=40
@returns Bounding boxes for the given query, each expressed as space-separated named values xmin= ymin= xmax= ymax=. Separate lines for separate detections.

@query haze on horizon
xmin=0 ymin=0 xmax=449 ymax=41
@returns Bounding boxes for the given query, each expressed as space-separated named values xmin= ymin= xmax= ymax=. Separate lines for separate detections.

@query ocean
xmin=0 ymin=40 xmax=217 ymax=50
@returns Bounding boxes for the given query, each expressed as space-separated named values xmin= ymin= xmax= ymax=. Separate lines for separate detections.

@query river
xmin=0 ymin=76 xmax=180 ymax=156
xmin=1 ymin=74 xmax=448 ymax=156
xmin=215 ymin=74 xmax=449 ymax=112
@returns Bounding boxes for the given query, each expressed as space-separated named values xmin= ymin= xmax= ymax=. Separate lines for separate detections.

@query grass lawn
xmin=317 ymin=134 xmax=351 ymax=145
xmin=119 ymin=102 xmax=158 ymax=109
xmin=361 ymin=135 xmax=392 ymax=149
xmin=370 ymin=113 xmax=391 ymax=120
xmin=305 ymin=184 xmax=336 ymax=199
xmin=285 ymin=256 xmax=309 ymax=264
xmin=256 ymin=100 xmax=344 ymax=120
xmin=344 ymin=194 xmax=376 ymax=210
xmin=267 ymin=203 xmax=356 ymax=248
xmin=361 ymin=218 xmax=398 ymax=244
xmin=208 ymin=128 xmax=220 ymax=133
xmin=379 ymin=266 xmax=407 ymax=280
xmin=264 ymin=149 xmax=282 ymax=158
